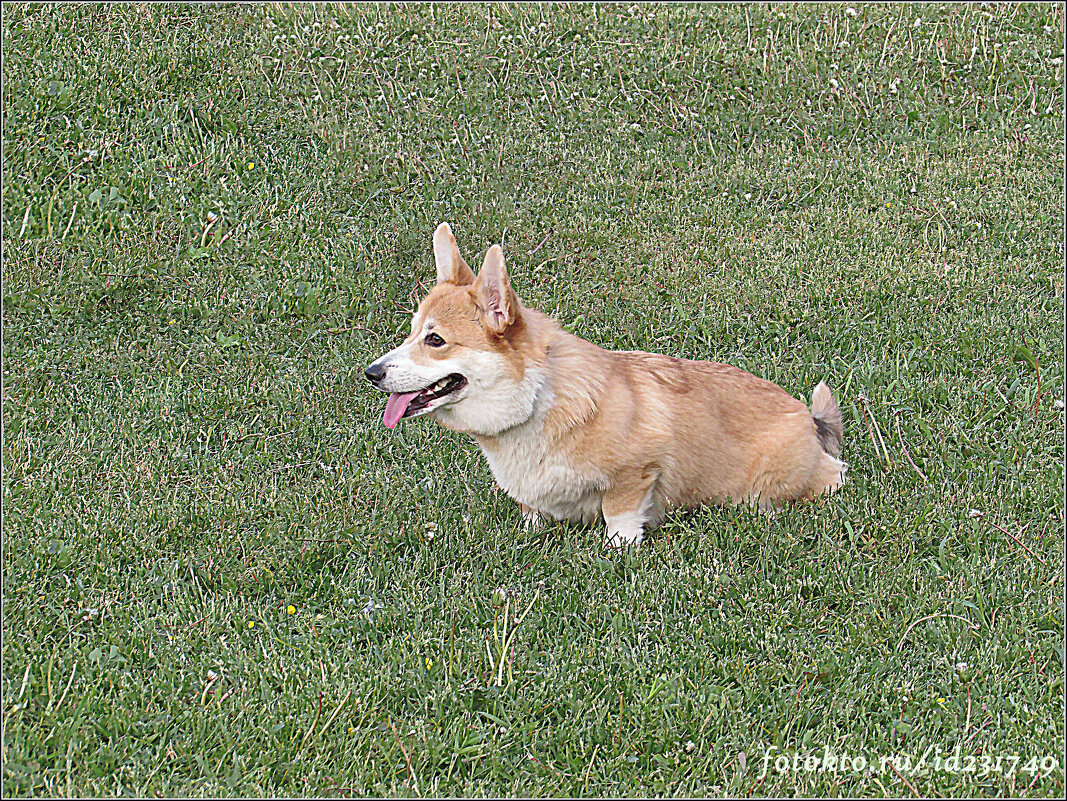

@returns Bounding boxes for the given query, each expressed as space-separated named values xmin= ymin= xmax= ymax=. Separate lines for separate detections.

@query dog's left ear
xmin=474 ymin=245 xmax=519 ymax=335
xmin=433 ymin=222 xmax=476 ymax=286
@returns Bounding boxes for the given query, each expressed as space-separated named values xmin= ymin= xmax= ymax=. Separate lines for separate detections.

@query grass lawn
xmin=2 ymin=3 xmax=1064 ymax=796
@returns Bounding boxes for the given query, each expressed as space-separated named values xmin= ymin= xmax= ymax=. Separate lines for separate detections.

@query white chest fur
xmin=476 ymin=417 xmax=605 ymax=525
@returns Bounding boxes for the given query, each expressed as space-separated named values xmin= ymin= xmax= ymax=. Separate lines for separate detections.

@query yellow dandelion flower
xmin=286 ymin=605 xmax=296 ymax=615
xmin=248 ymin=620 xmax=256 ymax=629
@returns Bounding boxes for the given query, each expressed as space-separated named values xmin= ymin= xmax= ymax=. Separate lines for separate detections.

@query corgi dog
xmin=365 ymin=223 xmax=846 ymax=547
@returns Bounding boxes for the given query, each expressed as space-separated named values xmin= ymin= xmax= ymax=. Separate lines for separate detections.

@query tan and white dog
xmin=365 ymin=223 xmax=846 ymax=547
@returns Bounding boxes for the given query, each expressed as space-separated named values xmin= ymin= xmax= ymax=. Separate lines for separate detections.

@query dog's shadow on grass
xmin=501 ymin=503 xmax=783 ymax=561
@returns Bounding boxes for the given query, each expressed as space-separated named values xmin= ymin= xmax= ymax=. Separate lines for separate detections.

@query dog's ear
xmin=433 ymin=222 xmax=475 ymax=286
xmin=474 ymin=245 xmax=519 ymax=335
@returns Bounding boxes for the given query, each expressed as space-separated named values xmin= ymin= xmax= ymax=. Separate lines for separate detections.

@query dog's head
xmin=365 ymin=223 xmax=544 ymax=435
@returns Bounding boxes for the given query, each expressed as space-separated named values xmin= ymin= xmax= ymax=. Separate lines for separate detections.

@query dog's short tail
xmin=811 ymin=381 xmax=844 ymax=458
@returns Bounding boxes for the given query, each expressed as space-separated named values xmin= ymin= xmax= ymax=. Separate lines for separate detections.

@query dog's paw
xmin=522 ymin=508 xmax=544 ymax=533
xmin=603 ymin=509 xmax=646 ymax=549
xmin=604 ymin=528 xmax=644 ymax=549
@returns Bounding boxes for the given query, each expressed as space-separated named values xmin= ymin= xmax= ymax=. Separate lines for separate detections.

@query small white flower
xmin=967 ymin=509 xmax=983 ymax=519
xmin=1054 ymin=399 xmax=1065 ymax=411
xmin=685 ymin=740 xmax=696 ymax=752
xmin=913 ymin=17 xmax=922 ymax=28
xmin=744 ymin=192 xmax=752 ymax=200
xmin=845 ymin=7 xmax=858 ymax=17
xmin=362 ymin=598 xmax=384 ymax=617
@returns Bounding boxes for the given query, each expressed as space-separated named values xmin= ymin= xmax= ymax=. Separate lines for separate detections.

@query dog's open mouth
xmin=382 ymin=374 xmax=467 ymax=428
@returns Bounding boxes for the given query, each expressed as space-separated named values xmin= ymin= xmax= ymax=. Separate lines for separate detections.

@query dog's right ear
xmin=433 ymin=222 xmax=475 ymax=286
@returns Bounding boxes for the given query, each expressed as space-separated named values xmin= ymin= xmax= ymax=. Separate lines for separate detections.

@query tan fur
xmin=367 ymin=223 xmax=847 ymax=547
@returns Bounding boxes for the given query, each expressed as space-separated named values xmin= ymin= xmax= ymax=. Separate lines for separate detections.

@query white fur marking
xmin=434 ymin=356 xmax=542 ymax=436
xmin=604 ymin=510 xmax=646 ymax=548
xmin=604 ymin=485 xmax=655 ymax=548
xmin=471 ymin=372 xmax=608 ymax=523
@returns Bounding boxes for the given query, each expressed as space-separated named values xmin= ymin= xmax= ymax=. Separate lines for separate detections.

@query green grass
xmin=2 ymin=2 xmax=1063 ymax=796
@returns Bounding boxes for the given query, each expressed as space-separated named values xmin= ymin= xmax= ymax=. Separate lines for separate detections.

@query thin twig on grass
xmin=858 ymin=396 xmax=891 ymax=469
xmin=1022 ymin=335 xmax=1042 ymax=420
xmin=390 ymin=720 xmax=419 ymax=794
xmin=986 ymin=518 xmax=1047 ymax=566
xmin=894 ymin=413 xmax=928 ymax=482
xmin=897 ymin=613 xmax=979 ymax=651
xmin=320 ymin=690 xmax=352 ymax=736
xmin=1026 ymin=770 xmax=1044 ymax=792
xmin=298 ymin=691 xmax=325 ymax=752
xmin=888 ymin=762 xmax=921 ymax=796
xmin=965 ymin=717 xmax=994 ymax=745
xmin=963 ymin=683 xmax=972 ymax=740
xmin=582 ymin=744 xmax=600 ymax=794
xmin=529 ymin=228 xmax=554 ymax=256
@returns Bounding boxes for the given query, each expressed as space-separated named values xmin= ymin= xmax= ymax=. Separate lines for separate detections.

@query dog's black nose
xmin=365 ymin=363 xmax=386 ymax=384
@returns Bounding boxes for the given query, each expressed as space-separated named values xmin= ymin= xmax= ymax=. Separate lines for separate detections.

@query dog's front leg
xmin=519 ymin=502 xmax=544 ymax=532
xmin=602 ymin=475 xmax=658 ymax=548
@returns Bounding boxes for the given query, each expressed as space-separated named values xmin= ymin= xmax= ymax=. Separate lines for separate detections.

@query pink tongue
xmin=383 ymin=391 xmax=421 ymax=429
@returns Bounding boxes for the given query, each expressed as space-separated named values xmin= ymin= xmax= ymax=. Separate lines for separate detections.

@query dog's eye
xmin=424 ymin=333 xmax=446 ymax=348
